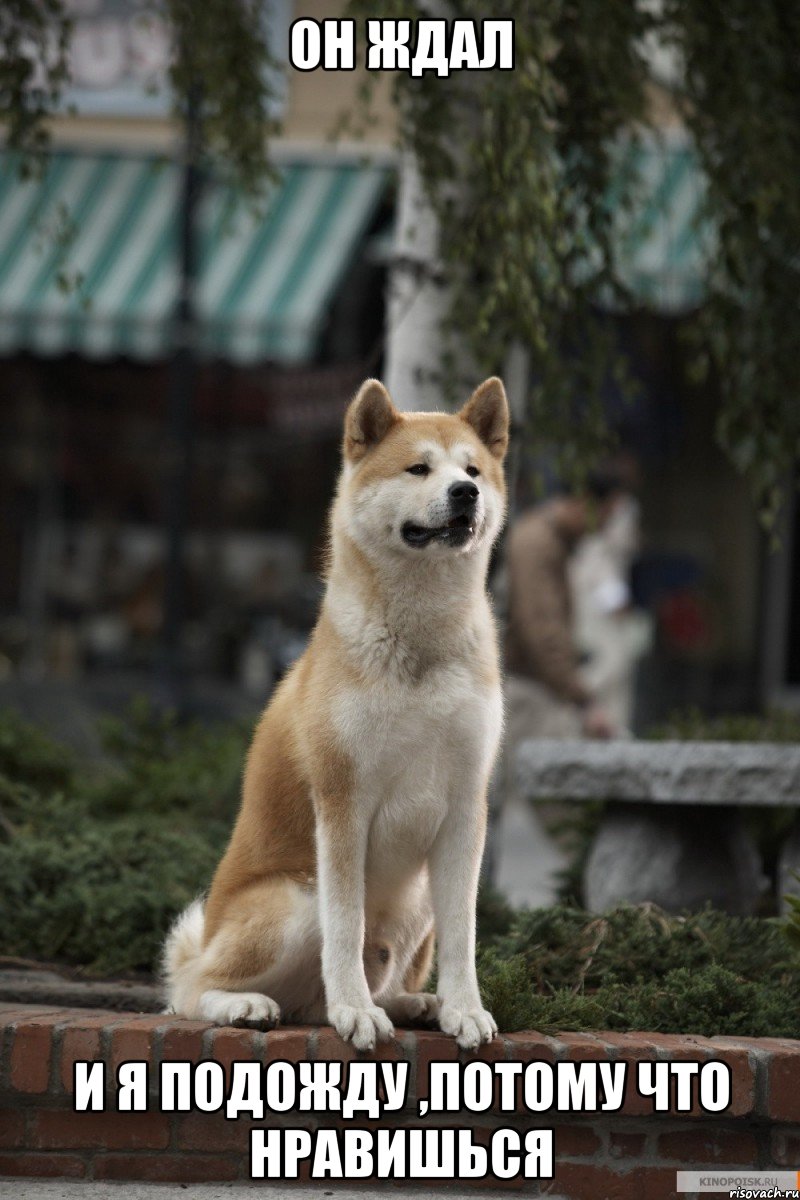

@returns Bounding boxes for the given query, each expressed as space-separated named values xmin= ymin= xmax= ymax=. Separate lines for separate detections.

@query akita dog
xmin=163 ymin=376 xmax=509 ymax=1050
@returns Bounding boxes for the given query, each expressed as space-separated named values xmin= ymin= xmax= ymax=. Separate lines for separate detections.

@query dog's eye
xmin=466 ymin=465 xmax=480 ymax=478
xmin=406 ymin=463 xmax=430 ymax=476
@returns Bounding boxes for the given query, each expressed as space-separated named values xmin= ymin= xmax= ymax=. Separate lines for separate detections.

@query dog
xmin=163 ymin=376 xmax=509 ymax=1051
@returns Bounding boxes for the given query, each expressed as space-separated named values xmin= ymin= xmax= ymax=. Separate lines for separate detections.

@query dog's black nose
xmin=448 ymin=480 xmax=479 ymax=508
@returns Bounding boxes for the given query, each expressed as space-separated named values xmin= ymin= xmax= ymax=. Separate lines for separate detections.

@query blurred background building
xmin=0 ymin=0 xmax=796 ymax=728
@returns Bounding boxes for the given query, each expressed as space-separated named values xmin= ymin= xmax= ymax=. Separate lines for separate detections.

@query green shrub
xmin=785 ymin=873 xmax=800 ymax=954
xmin=0 ymin=700 xmax=247 ymax=975
xmin=0 ymin=814 xmax=226 ymax=974
xmin=493 ymin=903 xmax=795 ymax=990
xmin=648 ymin=707 xmax=800 ymax=743
xmin=0 ymin=707 xmax=74 ymax=790
xmin=475 ymin=901 xmax=800 ymax=1037
xmin=90 ymin=697 xmax=248 ymax=819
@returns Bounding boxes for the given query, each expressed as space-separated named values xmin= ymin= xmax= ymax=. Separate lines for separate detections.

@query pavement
xmin=0 ymin=1184 xmax=553 ymax=1199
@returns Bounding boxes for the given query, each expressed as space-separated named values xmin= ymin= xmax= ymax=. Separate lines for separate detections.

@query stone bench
xmin=515 ymin=740 xmax=800 ymax=914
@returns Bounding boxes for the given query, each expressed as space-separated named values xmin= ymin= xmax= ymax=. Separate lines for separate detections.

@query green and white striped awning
xmin=0 ymin=151 xmax=389 ymax=363
xmin=611 ymin=133 xmax=711 ymax=312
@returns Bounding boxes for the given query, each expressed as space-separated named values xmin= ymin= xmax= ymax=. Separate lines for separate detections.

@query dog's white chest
xmin=332 ymin=662 xmax=501 ymax=884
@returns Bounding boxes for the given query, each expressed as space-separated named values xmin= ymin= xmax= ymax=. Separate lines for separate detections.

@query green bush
xmin=90 ymin=697 xmax=248 ymax=819
xmin=0 ymin=708 xmax=74 ymax=791
xmin=0 ymin=700 xmax=247 ymax=974
xmin=0 ymin=816 xmax=224 ymax=974
xmin=475 ymin=896 xmax=800 ymax=1037
xmin=648 ymin=707 xmax=800 ymax=743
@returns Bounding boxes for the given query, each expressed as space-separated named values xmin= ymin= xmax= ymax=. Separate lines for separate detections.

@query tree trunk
xmin=383 ymin=151 xmax=451 ymax=412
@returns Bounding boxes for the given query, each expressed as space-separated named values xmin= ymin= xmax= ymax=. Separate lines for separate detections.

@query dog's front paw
xmin=329 ymin=1003 xmax=394 ymax=1051
xmin=438 ymin=1002 xmax=497 ymax=1050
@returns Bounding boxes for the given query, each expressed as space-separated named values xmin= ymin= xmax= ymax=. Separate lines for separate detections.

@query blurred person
xmin=503 ymin=469 xmax=627 ymax=744
xmin=488 ymin=469 xmax=629 ymax=908
xmin=570 ymin=490 xmax=653 ymax=732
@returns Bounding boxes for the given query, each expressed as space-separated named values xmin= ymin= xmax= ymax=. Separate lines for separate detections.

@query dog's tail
xmin=161 ymin=897 xmax=206 ymax=1014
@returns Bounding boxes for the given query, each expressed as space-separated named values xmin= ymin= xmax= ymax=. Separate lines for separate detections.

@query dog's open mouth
xmin=401 ymin=513 xmax=476 ymax=548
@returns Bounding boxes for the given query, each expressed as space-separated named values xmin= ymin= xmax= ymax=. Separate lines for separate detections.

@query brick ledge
xmin=2 ymin=1003 xmax=800 ymax=1197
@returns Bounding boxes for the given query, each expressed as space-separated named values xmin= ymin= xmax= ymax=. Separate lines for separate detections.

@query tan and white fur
xmin=163 ymin=376 xmax=509 ymax=1051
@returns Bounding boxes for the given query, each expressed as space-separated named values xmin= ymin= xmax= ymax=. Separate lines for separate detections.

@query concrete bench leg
xmin=583 ymin=803 xmax=765 ymax=915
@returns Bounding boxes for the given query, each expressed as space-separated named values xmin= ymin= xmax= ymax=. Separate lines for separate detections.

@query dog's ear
xmin=459 ymin=377 xmax=509 ymax=460
xmin=344 ymin=379 xmax=400 ymax=462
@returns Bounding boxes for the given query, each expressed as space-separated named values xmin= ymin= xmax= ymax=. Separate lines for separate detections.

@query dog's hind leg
xmin=164 ymin=876 xmax=323 ymax=1027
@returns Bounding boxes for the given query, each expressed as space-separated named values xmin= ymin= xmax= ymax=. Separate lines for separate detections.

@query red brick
xmin=597 ymin=1032 xmax=666 ymax=1052
xmin=550 ymin=1162 xmax=642 ymax=1200
xmin=459 ymin=1032 xmax=506 ymax=1065
xmin=69 ymin=1007 xmax=123 ymax=1020
xmin=641 ymin=1165 xmax=682 ymax=1200
xmin=634 ymin=1032 xmax=717 ymax=1056
xmin=313 ymin=1026 xmax=357 ymax=1065
xmin=414 ymin=1029 xmax=458 ymax=1102
xmin=465 ymin=1170 xmax=524 ymax=1190
xmin=0 ymin=1005 xmax=64 ymax=1025
xmin=713 ymin=1035 xmax=790 ymax=1054
xmin=505 ymin=1031 xmax=559 ymax=1063
xmin=9 ymin=1015 xmax=63 ymax=1093
xmin=550 ymin=1162 xmax=680 ymax=1200
xmin=0 ymin=1107 xmax=25 ymax=1148
xmin=107 ymin=1012 xmax=170 ymax=1025
xmin=457 ymin=1032 xmax=507 ymax=1112
xmin=210 ymin=1027 xmax=258 ymax=1089
xmin=313 ymin=1026 xmax=407 ymax=1095
xmin=176 ymin=1112 xmax=249 ymax=1153
xmin=637 ymin=1035 xmax=754 ymax=1120
xmin=608 ymin=1130 xmax=647 ymax=1159
xmin=657 ymin=1127 xmax=758 ymax=1165
xmin=372 ymin=1031 xmax=409 ymax=1062
xmin=602 ymin=1031 xmax=712 ymax=1057
xmin=264 ymin=1026 xmax=310 ymax=1063
xmin=94 ymin=1152 xmax=239 ymax=1182
xmin=502 ymin=1033 xmax=557 ymax=1115
xmin=767 ymin=1045 xmax=800 ymax=1123
xmin=107 ymin=1016 xmax=167 ymax=1076
xmin=771 ymin=1127 xmax=800 ymax=1166
xmin=601 ymin=1031 xmax=711 ymax=1063
xmin=557 ymin=1032 xmax=611 ymax=1061
xmin=3 ymin=1005 xmax=112 ymax=1025
xmin=161 ymin=1021 xmax=210 ymax=1063
xmin=592 ymin=1033 xmax=742 ymax=1120
xmin=708 ymin=1047 xmax=756 ymax=1118
xmin=30 ymin=1109 xmax=170 ymax=1151
xmin=0 ymin=1152 xmax=86 ymax=1178
xmin=466 ymin=1126 xmax=525 ymax=1192
xmin=551 ymin=1123 xmax=603 ymax=1157
xmin=614 ymin=1057 xmax=657 ymax=1119
xmin=311 ymin=1027 xmax=355 ymax=1095
xmin=60 ymin=1021 xmax=108 ymax=1093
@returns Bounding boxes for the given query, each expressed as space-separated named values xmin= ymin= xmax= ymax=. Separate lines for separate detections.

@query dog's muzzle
xmin=401 ymin=482 xmax=480 ymax=548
